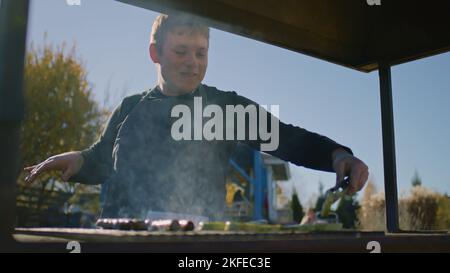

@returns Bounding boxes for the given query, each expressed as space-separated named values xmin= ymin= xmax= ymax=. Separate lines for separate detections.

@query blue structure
xmin=229 ymin=146 xmax=290 ymax=222
xmin=229 ymin=151 xmax=267 ymax=221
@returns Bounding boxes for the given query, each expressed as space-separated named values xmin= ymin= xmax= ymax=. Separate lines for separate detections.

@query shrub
xmin=357 ymin=183 xmax=449 ymax=231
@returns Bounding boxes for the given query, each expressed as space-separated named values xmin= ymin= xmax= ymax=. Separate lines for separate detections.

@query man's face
xmin=154 ymin=26 xmax=208 ymax=95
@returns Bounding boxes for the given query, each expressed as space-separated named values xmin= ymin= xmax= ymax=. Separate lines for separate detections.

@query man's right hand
xmin=24 ymin=151 xmax=84 ymax=184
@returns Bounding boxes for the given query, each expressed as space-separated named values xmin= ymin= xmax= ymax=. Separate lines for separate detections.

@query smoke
xmin=106 ymin=96 xmax=231 ymax=222
xmin=104 ymin=87 xmax=280 ymax=222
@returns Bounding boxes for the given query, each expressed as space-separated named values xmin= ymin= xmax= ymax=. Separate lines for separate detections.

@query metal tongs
xmin=320 ymin=177 xmax=351 ymax=218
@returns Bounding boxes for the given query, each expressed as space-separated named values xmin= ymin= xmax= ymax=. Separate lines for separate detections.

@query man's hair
xmin=150 ymin=13 xmax=210 ymax=54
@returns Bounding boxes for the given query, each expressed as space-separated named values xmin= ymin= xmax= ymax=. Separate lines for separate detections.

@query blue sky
xmin=26 ymin=0 xmax=450 ymax=206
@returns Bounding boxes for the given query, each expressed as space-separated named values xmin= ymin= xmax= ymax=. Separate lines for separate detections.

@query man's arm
xmin=67 ymin=102 xmax=123 ymax=185
xmin=268 ymin=119 xmax=353 ymax=172
xmin=226 ymin=91 xmax=369 ymax=193
xmin=229 ymin=92 xmax=352 ymax=172
xmin=24 ymin=93 xmax=146 ymax=186
xmin=23 ymin=105 xmax=123 ymax=186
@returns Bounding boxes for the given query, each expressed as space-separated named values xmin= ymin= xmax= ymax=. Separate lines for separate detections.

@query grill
xmin=12 ymin=226 xmax=450 ymax=253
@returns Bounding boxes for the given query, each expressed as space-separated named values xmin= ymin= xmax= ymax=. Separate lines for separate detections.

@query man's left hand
xmin=332 ymin=148 xmax=369 ymax=195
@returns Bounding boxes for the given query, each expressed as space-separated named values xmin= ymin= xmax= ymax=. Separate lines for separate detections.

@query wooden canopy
xmin=117 ymin=0 xmax=450 ymax=72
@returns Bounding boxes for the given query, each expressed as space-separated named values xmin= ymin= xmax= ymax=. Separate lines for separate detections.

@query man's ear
xmin=149 ymin=44 xmax=160 ymax=64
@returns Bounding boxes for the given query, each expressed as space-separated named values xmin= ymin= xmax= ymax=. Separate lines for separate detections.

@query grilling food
xmin=178 ymin=220 xmax=195 ymax=231
xmin=95 ymin=218 xmax=195 ymax=231
xmin=95 ymin=218 xmax=345 ymax=232
xmin=148 ymin=219 xmax=195 ymax=231
xmin=199 ymin=221 xmax=281 ymax=232
xmin=320 ymin=177 xmax=351 ymax=218
xmin=148 ymin=219 xmax=180 ymax=231
xmin=96 ymin=218 xmax=147 ymax=230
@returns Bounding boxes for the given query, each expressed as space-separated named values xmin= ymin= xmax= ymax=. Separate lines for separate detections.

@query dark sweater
xmin=69 ymin=84 xmax=352 ymax=219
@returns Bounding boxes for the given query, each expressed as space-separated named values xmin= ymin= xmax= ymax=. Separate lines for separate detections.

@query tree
xmin=336 ymin=194 xmax=360 ymax=229
xmin=314 ymin=181 xmax=326 ymax=212
xmin=361 ymin=180 xmax=376 ymax=204
xmin=291 ymin=189 xmax=304 ymax=223
xmin=411 ymin=170 xmax=422 ymax=187
xmin=18 ymin=40 xmax=108 ymax=221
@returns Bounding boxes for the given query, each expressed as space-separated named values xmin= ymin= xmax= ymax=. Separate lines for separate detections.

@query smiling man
xmin=24 ymin=14 xmax=369 ymax=221
xmin=151 ymin=16 xmax=209 ymax=96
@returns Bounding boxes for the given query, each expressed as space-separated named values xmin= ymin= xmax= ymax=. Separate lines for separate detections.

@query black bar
xmin=0 ymin=0 xmax=30 ymax=250
xmin=378 ymin=62 xmax=400 ymax=233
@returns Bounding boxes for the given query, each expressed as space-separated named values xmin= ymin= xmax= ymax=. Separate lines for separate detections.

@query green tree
xmin=336 ymin=194 xmax=360 ymax=229
xmin=314 ymin=181 xmax=326 ymax=212
xmin=291 ymin=189 xmax=304 ymax=223
xmin=18 ymin=40 xmax=107 ymax=219
xmin=411 ymin=170 xmax=422 ymax=187
xmin=436 ymin=193 xmax=450 ymax=230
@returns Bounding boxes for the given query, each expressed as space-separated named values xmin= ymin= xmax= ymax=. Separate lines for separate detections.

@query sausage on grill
xmin=96 ymin=218 xmax=195 ymax=231
xmin=96 ymin=218 xmax=147 ymax=230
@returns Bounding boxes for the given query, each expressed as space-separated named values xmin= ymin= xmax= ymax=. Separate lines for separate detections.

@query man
xmin=24 ymin=14 xmax=369 ymax=221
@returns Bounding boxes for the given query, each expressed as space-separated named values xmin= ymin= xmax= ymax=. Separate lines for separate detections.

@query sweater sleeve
xmin=68 ymin=92 xmax=144 ymax=184
xmin=67 ymin=103 xmax=123 ymax=185
xmin=230 ymin=92 xmax=353 ymax=172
